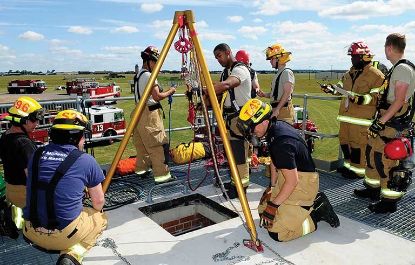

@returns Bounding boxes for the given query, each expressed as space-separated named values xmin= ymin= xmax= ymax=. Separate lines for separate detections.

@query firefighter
xmin=23 ymin=110 xmax=107 ymax=265
xmin=0 ymin=96 xmax=44 ymax=238
xmin=132 ymin=46 xmax=177 ymax=184
xmin=258 ymin=43 xmax=295 ymax=124
xmin=237 ymin=98 xmax=340 ymax=242
xmin=235 ymin=50 xmax=260 ymax=98
xmin=356 ymin=33 xmax=415 ymax=213
xmin=321 ymin=41 xmax=385 ymax=179
xmin=213 ymin=43 xmax=252 ymax=199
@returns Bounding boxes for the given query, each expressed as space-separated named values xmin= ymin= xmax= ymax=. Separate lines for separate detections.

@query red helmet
xmin=384 ymin=137 xmax=413 ymax=160
xmin=235 ymin=50 xmax=250 ymax=65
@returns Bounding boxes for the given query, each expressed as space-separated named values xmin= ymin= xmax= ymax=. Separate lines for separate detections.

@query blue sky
xmin=0 ymin=0 xmax=414 ymax=72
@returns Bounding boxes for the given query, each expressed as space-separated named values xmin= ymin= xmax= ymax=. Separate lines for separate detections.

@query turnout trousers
xmin=24 ymin=207 xmax=107 ymax=263
xmin=258 ymin=171 xmax=319 ymax=241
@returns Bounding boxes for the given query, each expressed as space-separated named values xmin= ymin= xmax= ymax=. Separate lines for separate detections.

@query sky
xmin=0 ymin=0 xmax=415 ymax=72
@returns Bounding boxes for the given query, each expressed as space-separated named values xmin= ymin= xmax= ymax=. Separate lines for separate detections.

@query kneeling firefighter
xmin=132 ymin=46 xmax=177 ymax=184
xmin=238 ymin=99 xmax=340 ymax=242
xmin=24 ymin=110 xmax=107 ymax=265
xmin=0 ymin=96 xmax=44 ymax=238
xmin=356 ymin=33 xmax=415 ymax=213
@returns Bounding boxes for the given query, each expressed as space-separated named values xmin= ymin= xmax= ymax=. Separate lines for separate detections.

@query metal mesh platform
xmin=1 ymin=160 xmax=414 ymax=264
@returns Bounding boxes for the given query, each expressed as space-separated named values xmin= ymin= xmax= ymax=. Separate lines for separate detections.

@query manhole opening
xmin=139 ymin=193 xmax=238 ymax=236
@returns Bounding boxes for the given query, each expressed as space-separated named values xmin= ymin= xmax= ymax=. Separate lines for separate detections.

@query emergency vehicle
xmin=85 ymin=105 xmax=126 ymax=140
xmin=7 ymin=80 xmax=47 ymax=94
xmin=66 ymin=78 xmax=120 ymax=104
xmin=292 ymin=105 xmax=318 ymax=153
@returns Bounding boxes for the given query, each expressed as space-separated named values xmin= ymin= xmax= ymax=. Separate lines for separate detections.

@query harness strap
xmin=134 ymin=69 xmax=149 ymax=103
xmin=272 ymin=68 xmax=292 ymax=101
xmin=29 ymin=146 xmax=46 ymax=228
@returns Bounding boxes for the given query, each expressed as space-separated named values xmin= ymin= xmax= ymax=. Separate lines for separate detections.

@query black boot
xmin=342 ymin=170 xmax=361 ymax=179
xmin=310 ymin=192 xmax=340 ymax=228
xmin=56 ymin=254 xmax=81 ymax=265
xmin=368 ymin=199 xmax=397 ymax=214
xmin=336 ymin=166 xmax=349 ymax=175
xmin=353 ymin=187 xmax=380 ymax=200
xmin=223 ymin=182 xmax=247 ymax=199
xmin=0 ymin=203 xmax=19 ymax=239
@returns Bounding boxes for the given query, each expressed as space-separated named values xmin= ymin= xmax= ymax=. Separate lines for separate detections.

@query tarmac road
xmin=0 ymin=92 xmax=73 ymax=104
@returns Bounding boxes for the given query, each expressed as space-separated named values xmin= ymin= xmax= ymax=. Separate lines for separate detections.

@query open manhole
xmin=139 ymin=193 xmax=238 ymax=236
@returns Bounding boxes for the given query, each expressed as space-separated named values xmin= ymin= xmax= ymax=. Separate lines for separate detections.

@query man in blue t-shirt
xmin=23 ymin=110 xmax=107 ymax=265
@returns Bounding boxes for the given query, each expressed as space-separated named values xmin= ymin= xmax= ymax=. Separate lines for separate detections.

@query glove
xmin=350 ymin=95 xmax=365 ymax=105
xmin=368 ymin=118 xmax=385 ymax=138
xmin=259 ymin=201 xmax=279 ymax=228
xmin=259 ymin=186 xmax=273 ymax=205
xmin=320 ymin=84 xmax=336 ymax=95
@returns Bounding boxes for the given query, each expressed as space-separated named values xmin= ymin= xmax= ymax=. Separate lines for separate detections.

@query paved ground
xmin=0 ymin=92 xmax=72 ymax=104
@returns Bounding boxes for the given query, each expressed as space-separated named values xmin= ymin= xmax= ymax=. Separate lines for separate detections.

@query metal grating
xmin=1 ymin=161 xmax=414 ymax=264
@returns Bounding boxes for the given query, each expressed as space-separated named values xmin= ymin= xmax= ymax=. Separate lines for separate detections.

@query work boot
xmin=56 ymin=254 xmax=81 ymax=265
xmin=336 ymin=166 xmax=349 ymax=175
xmin=353 ymin=187 xmax=380 ymax=200
xmin=0 ymin=203 xmax=19 ymax=239
xmin=310 ymin=192 xmax=340 ymax=228
xmin=222 ymin=183 xmax=247 ymax=200
xmin=368 ymin=199 xmax=397 ymax=214
xmin=342 ymin=170 xmax=361 ymax=179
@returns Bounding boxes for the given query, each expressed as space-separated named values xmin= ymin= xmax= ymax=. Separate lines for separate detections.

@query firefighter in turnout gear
xmin=235 ymin=50 xmax=260 ymax=98
xmin=0 ymin=96 xmax=44 ymax=238
xmin=321 ymin=41 xmax=385 ymax=179
xmin=23 ymin=110 xmax=107 ymax=265
xmin=132 ymin=46 xmax=176 ymax=184
xmin=238 ymin=99 xmax=340 ymax=242
xmin=258 ymin=43 xmax=295 ymax=124
xmin=213 ymin=43 xmax=252 ymax=199
xmin=355 ymin=33 xmax=415 ymax=213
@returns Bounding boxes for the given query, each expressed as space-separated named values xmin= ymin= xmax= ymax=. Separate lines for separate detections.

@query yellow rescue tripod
xmin=102 ymin=10 xmax=263 ymax=252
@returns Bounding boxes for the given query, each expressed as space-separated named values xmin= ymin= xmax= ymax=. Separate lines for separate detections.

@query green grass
xmin=0 ymin=73 xmax=340 ymax=164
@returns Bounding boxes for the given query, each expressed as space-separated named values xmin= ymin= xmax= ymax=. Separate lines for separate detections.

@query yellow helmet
xmin=5 ymin=96 xmax=44 ymax=124
xmin=237 ymin=99 xmax=272 ymax=138
xmin=265 ymin=43 xmax=292 ymax=63
xmin=52 ymin=109 xmax=89 ymax=131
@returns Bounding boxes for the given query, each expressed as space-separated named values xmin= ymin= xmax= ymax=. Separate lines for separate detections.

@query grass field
xmin=0 ymin=72 xmax=341 ymax=164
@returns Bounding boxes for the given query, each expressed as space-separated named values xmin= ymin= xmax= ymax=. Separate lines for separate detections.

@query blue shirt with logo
xmin=24 ymin=143 xmax=105 ymax=230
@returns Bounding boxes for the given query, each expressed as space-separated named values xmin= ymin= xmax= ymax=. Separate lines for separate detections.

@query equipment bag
xmin=170 ymin=142 xmax=209 ymax=165
xmin=116 ymin=157 xmax=137 ymax=176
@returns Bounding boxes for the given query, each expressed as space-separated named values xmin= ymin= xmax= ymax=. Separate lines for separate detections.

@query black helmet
xmin=141 ymin=46 xmax=160 ymax=62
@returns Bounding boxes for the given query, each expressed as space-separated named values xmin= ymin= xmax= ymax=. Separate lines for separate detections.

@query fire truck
xmin=7 ymin=80 xmax=47 ymax=94
xmin=66 ymin=78 xmax=120 ymax=105
xmin=85 ymin=105 xmax=126 ymax=141
xmin=292 ymin=106 xmax=318 ymax=153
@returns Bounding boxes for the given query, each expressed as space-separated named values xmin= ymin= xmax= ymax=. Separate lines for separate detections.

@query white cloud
xmin=49 ymin=46 xmax=82 ymax=56
xmin=319 ymin=0 xmax=415 ymax=20
xmin=18 ymin=31 xmax=44 ymax=41
xmin=0 ymin=44 xmax=16 ymax=59
xmin=199 ymin=32 xmax=235 ymax=41
xmin=238 ymin=26 xmax=267 ymax=40
xmin=253 ymin=0 xmax=332 ymax=15
xmin=112 ymin=26 xmax=139 ymax=33
xmin=151 ymin=20 xmax=171 ymax=29
xmin=197 ymin=20 xmax=209 ymax=28
xmin=253 ymin=18 xmax=263 ymax=23
xmin=227 ymin=16 xmax=243 ymax=23
xmin=102 ymin=46 xmax=141 ymax=54
xmin=352 ymin=24 xmax=402 ymax=33
xmin=140 ymin=3 xmax=163 ymax=13
xmin=68 ymin=26 xmax=92 ymax=35
xmin=275 ymin=21 xmax=328 ymax=34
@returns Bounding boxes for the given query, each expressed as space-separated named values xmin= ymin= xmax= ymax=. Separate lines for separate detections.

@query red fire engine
xmin=7 ymin=80 xmax=47 ymax=94
xmin=66 ymin=78 xmax=120 ymax=105
xmin=86 ymin=105 xmax=126 ymax=140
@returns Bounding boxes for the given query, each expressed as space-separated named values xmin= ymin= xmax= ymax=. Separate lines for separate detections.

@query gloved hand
xmin=350 ymin=95 xmax=365 ymax=105
xmin=259 ymin=201 xmax=279 ymax=228
xmin=320 ymin=84 xmax=336 ymax=95
xmin=368 ymin=118 xmax=385 ymax=138
xmin=259 ymin=186 xmax=273 ymax=205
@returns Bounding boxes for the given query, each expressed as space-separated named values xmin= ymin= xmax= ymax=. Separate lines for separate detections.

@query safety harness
xmin=221 ymin=61 xmax=250 ymax=113
xmin=378 ymin=59 xmax=415 ymax=131
xmin=133 ymin=69 xmax=163 ymax=112
xmin=28 ymin=146 xmax=83 ymax=230
xmin=271 ymin=68 xmax=292 ymax=108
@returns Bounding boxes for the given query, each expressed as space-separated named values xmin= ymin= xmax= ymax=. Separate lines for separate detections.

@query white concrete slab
xmin=84 ymin=184 xmax=415 ymax=265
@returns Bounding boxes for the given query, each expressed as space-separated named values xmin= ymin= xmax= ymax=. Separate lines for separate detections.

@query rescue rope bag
xmin=170 ymin=142 xmax=210 ymax=165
